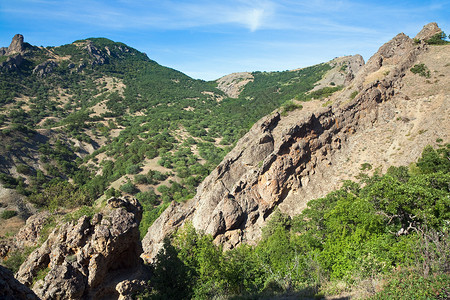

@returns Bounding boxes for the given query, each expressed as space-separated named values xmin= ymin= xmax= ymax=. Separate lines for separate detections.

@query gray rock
xmin=32 ymin=60 xmax=58 ymax=77
xmin=414 ymin=22 xmax=443 ymax=41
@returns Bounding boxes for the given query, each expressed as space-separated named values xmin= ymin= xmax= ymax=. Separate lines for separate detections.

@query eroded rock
xmin=141 ymin=23 xmax=448 ymax=262
xmin=16 ymin=196 xmax=147 ymax=300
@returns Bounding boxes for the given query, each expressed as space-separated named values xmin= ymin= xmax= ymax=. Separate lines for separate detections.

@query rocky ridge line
xmin=141 ymin=23 xmax=447 ymax=262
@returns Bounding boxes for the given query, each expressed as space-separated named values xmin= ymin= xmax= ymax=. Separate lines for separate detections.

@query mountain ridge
xmin=141 ymin=22 xmax=449 ymax=261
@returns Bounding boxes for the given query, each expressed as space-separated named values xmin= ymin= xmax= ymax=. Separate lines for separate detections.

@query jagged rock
xmin=32 ymin=60 xmax=58 ymax=77
xmin=116 ymin=279 xmax=148 ymax=300
xmin=141 ymin=23 xmax=449 ymax=262
xmin=12 ymin=211 xmax=51 ymax=249
xmin=0 ymin=34 xmax=32 ymax=56
xmin=85 ymin=41 xmax=108 ymax=66
xmin=414 ymin=22 xmax=443 ymax=41
xmin=0 ymin=265 xmax=38 ymax=300
xmin=0 ymin=54 xmax=24 ymax=72
xmin=8 ymin=34 xmax=26 ymax=54
xmin=16 ymin=196 xmax=147 ymax=300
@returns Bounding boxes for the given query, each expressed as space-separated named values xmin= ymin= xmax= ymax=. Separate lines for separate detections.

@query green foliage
xmin=350 ymin=90 xmax=358 ymax=99
xmin=1 ymin=210 xmax=17 ymax=219
xmin=281 ymin=100 xmax=303 ymax=115
xmin=16 ymin=164 xmax=33 ymax=175
xmin=370 ymin=270 xmax=450 ymax=299
xmin=32 ymin=267 xmax=50 ymax=285
xmin=411 ymin=63 xmax=431 ymax=78
xmin=126 ymin=164 xmax=141 ymax=174
xmin=3 ymin=246 xmax=37 ymax=273
xmin=149 ymin=237 xmax=194 ymax=299
xmin=145 ymin=145 xmax=450 ymax=299
xmin=425 ymin=32 xmax=450 ymax=45
xmin=62 ymin=205 xmax=96 ymax=223
xmin=119 ymin=181 xmax=139 ymax=195
xmin=28 ymin=180 xmax=92 ymax=210
xmin=305 ymin=85 xmax=343 ymax=100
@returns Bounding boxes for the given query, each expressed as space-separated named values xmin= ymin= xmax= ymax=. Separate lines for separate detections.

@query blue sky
xmin=0 ymin=0 xmax=449 ymax=80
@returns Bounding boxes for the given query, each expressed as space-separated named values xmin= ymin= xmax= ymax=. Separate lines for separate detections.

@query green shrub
xmin=126 ymin=164 xmax=141 ymax=174
xmin=425 ymin=32 xmax=449 ymax=45
xmin=120 ymin=181 xmax=139 ymax=195
xmin=16 ymin=164 xmax=32 ymax=175
xmin=1 ymin=210 xmax=17 ymax=219
xmin=371 ymin=270 xmax=450 ymax=299
xmin=350 ymin=90 xmax=358 ymax=99
xmin=281 ymin=100 xmax=303 ymax=115
xmin=410 ymin=63 xmax=431 ymax=78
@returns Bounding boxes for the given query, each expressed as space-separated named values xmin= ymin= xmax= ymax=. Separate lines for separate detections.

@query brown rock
xmin=16 ymin=196 xmax=147 ymax=300
xmin=414 ymin=22 xmax=443 ymax=41
xmin=141 ymin=23 xmax=450 ymax=262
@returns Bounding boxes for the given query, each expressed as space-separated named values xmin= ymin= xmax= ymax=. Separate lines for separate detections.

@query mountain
xmin=141 ymin=23 xmax=449 ymax=259
xmin=0 ymin=31 xmax=360 ymax=239
xmin=0 ymin=23 xmax=449 ymax=299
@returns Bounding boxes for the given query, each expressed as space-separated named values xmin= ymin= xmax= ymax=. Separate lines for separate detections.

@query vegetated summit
xmin=1 ymin=22 xmax=449 ymax=300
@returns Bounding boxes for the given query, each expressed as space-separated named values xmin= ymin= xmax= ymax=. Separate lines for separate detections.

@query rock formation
xmin=32 ymin=60 xmax=58 ymax=77
xmin=16 ymin=197 xmax=148 ymax=300
xmin=216 ymin=72 xmax=254 ymax=98
xmin=414 ymin=22 xmax=443 ymax=41
xmin=142 ymin=23 xmax=450 ymax=262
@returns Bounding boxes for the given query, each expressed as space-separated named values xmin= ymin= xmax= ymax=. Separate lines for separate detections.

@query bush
xmin=371 ymin=270 xmax=450 ymax=299
xmin=126 ymin=164 xmax=141 ymax=174
xmin=120 ymin=181 xmax=139 ymax=195
xmin=16 ymin=164 xmax=32 ymax=175
xmin=410 ymin=63 xmax=431 ymax=78
xmin=425 ymin=32 xmax=449 ymax=45
xmin=281 ymin=100 xmax=303 ymax=115
xmin=1 ymin=210 xmax=17 ymax=219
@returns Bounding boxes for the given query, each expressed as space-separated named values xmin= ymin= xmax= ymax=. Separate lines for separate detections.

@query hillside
xmin=0 ymin=23 xmax=449 ymax=299
xmin=0 ymin=33 xmax=360 ymax=238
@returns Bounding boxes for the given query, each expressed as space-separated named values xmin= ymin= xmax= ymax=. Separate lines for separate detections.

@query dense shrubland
xmin=138 ymin=144 xmax=450 ymax=299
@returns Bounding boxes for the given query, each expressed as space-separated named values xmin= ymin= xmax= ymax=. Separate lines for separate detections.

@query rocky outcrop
xmin=142 ymin=23 xmax=448 ymax=262
xmin=414 ymin=22 xmax=443 ymax=41
xmin=85 ymin=41 xmax=109 ymax=66
xmin=0 ymin=34 xmax=33 ymax=56
xmin=311 ymin=55 xmax=365 ymax=91
xmin=0 ymin=54 xmax=24 ymax=72
xmin=32 ymin=60 xmax=58 ymax=77
xmin=216 ymin=72 xmax=254 ymax=98
xmin=15 ymin=211 xmax=51 ymax=249
xmin=16 ymin=197 xmax=148 ymax=300
xmin=0 ymin=265 xmax=38 ymax=300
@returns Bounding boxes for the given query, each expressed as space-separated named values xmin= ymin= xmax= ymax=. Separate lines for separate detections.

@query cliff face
xmin=142 ymin=23 xmax=450 ymax=262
